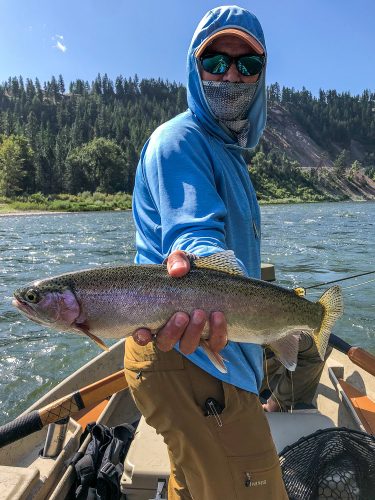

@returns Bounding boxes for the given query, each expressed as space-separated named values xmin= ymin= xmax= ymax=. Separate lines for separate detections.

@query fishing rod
xmin=293 ymin=269 xmax=375 ymax=298
xmin=304 ymin=270 xmax=375 ymax=290
xmin=0 ymin=336 xmax=374 ymax=449
xmin=0 ymin=370 xmax=128 ymax=449
xmin=292 ymin=269 xmax=375 ymax=375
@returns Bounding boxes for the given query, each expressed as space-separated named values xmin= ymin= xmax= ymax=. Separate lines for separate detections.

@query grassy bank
xmin=1 ymin=166 xmax=374 ymax=214
xmin=0 ymin=192 xmax=133 ymax=213
xmin=0 ymin=192 xmax=333 ymax=214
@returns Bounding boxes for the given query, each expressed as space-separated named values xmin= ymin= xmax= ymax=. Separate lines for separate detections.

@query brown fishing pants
xmin=261 ymin=332 xmax=333 ymax=410
xmin=124 ymin=337 xmax=288 ymax=500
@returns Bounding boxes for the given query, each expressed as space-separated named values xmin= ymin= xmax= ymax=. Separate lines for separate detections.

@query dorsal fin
xmin=192 ymin=251 xmax=245 ymax=276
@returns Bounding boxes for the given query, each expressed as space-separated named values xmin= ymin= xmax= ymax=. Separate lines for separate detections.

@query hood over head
xmin=186 ymin=5 xmax=267 ymax=149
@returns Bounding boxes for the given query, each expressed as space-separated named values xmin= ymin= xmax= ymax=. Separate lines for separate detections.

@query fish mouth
xmin=12 ymin=297 xmax=35 ymax=317
xmin=12 ymin=297 xmax=55 ymax=327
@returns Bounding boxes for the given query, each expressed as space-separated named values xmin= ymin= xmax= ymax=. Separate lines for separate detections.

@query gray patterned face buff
xmin=202 ymin=81 xmax=259 ymax=147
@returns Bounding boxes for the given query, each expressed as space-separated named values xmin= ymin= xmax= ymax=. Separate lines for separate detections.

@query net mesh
xmin=279 ymin=427 xmax=375 ymax=500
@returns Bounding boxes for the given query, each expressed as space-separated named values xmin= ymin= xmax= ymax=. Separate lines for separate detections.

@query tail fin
xmin=313 ymin=285 xmax=343 ymax=360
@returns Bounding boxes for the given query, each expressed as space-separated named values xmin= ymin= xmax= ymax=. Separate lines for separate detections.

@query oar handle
xmin=0 ymin=370 xmax=128 ymax=449
xmin=0 ymin=410 xmax=43 ymax=448
xmin=329 ymin=334 xmax=375 ymax=377
xmin=328 ymin=334 xmax=351 ymax=354
xmin=347 ymin=347 xmax=375 ymax=378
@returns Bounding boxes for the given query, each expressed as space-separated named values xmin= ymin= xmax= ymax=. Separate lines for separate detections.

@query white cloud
xmin=52 ymin=34 xmax=67 ymax=53
xmin=56 ymin=40 xmax=67 ymax=52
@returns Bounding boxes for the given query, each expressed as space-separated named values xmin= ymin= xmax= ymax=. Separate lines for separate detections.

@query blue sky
xmin=0 ymin=0 xmax=374 ymax=95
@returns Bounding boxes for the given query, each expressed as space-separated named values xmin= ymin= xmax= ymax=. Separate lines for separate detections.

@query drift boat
xmin=0 ymin=265 xmax=374 ymax=499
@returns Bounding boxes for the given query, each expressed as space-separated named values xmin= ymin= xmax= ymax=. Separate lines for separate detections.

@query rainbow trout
xmin=12 ymin=251 xmax=343 ymax=372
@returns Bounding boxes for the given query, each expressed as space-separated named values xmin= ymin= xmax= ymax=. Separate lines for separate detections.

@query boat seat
xmin=120 ymin=411 xmax=335 ymax=498
xmin=0 ymin=466 xmax=39 ymax=500
xmin=121 ymin=416 xmax=170 ymax=499
xmin=266 ymin=411 xmax=335 ymax=453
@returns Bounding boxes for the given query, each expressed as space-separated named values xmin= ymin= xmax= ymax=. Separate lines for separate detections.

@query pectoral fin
xmin=200 ymin=340 xmax=227 ymax=373
xmin=75 ymin=323 xmax=109 ymax=352
xmin=268 ymin=333 xmax=300 ymax=371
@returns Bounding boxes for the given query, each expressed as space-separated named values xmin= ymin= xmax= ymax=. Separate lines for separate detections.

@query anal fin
xmin=200 ymin=340 xmax=227 ymax=373
xmin=268 ymin=333 xmax=300 ymax=371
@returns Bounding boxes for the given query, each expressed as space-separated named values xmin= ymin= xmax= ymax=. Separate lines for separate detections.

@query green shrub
xmin=29 ymin=192 xmax=47 ymax=204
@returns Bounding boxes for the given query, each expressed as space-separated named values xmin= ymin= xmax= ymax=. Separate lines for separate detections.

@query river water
xmin=0 ymin=201 xmax=374 ymax=424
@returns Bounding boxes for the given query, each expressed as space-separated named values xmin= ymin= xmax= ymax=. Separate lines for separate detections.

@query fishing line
xmin=290 ymin=371 xmax=294 ymax=414
xmin=263 ymin=350 xmax=283 ymax=413
xmin=304 ymin=270 xmax=375 ymax=290
xmin=340 ymin=277 xmax=375 ymax=290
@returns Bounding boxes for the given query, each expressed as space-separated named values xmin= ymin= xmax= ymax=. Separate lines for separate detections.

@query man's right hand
xmin=132 ymin=250 xmax=228 ymax=355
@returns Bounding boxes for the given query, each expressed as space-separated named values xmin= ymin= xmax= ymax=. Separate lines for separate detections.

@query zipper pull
xmin=252 ymin=219 xmax=260 ymax=239
xmin=245 ymin=472 xmax=252 ymax=487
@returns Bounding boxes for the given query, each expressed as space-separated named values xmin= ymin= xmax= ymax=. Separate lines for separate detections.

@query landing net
xmin=279 ymin=427 xmax=375 ymax=499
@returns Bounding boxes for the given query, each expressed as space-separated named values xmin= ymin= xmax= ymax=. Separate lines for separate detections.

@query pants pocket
xmin=228 ymin=454 xmax=288 ymax=500
xmin=124 ymin=337 xmax=184 ymax=372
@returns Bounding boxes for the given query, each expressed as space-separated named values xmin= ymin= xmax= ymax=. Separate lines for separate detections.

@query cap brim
xmin=195 ymin=28 xmax=264 ymax=58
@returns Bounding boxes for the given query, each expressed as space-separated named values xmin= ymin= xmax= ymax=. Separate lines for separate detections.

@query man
xmin=124 ymin=6 xmax=288 ymax=499
xmin=262 ymin=333 xmax=333 ymax=412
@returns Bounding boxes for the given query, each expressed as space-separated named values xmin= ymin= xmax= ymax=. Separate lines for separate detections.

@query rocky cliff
xmin=260 ymin=103 xmax=375 ymax=200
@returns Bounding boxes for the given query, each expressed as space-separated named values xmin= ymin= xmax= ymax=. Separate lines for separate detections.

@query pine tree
xmin=0 ymin=74 xmax=374 ymax=197
xmin=333 ymin=149 xmax=350 ymax=174
xmin=0 ymin=135 xmax=31 ymax=196
xmin=58 ymin=74 xmax=65 ymax=95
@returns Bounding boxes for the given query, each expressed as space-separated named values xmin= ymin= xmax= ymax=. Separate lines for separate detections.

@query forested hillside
xmin=0 ymin=74 xmax=374 ymax=202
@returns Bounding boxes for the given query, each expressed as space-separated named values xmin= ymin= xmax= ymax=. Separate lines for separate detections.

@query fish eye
xmin=25 ymin=289 xmax=40 ymax=303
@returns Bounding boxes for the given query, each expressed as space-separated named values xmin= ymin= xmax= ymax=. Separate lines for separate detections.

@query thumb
xmin=133 ymin=329 xmax=153 ymax=346
xmin=167 ymin=250 xmax=191 ymax=278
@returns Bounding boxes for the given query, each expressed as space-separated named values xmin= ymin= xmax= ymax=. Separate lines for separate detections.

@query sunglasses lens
xmin=201 ymin=54 xmax=230 ymax=75
xmin=237 ymin=56 xmax=264 ymax=76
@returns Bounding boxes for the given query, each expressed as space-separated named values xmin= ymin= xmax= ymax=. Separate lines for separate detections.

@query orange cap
xmin=195 ymin=28 xmax=264 ymax=58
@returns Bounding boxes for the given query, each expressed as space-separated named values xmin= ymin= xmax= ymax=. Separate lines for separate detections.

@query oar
xmin=2 ymin=334 xmax=373 ymax=448
xmin=0 ymin=370 xmax=128 ymax=449
xmin=329 ymin=334 xmax=375 ymax=377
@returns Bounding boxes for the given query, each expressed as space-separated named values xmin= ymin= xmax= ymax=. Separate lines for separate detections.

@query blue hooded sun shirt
xmin=132 ymin=6 xmax=267 ymax=394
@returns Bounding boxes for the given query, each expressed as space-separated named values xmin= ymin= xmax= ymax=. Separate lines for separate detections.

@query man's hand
xmin=132 ymin=250 xmax=228 ymax=354
xmin=262 ymin=398 xmax=282 ymax=412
